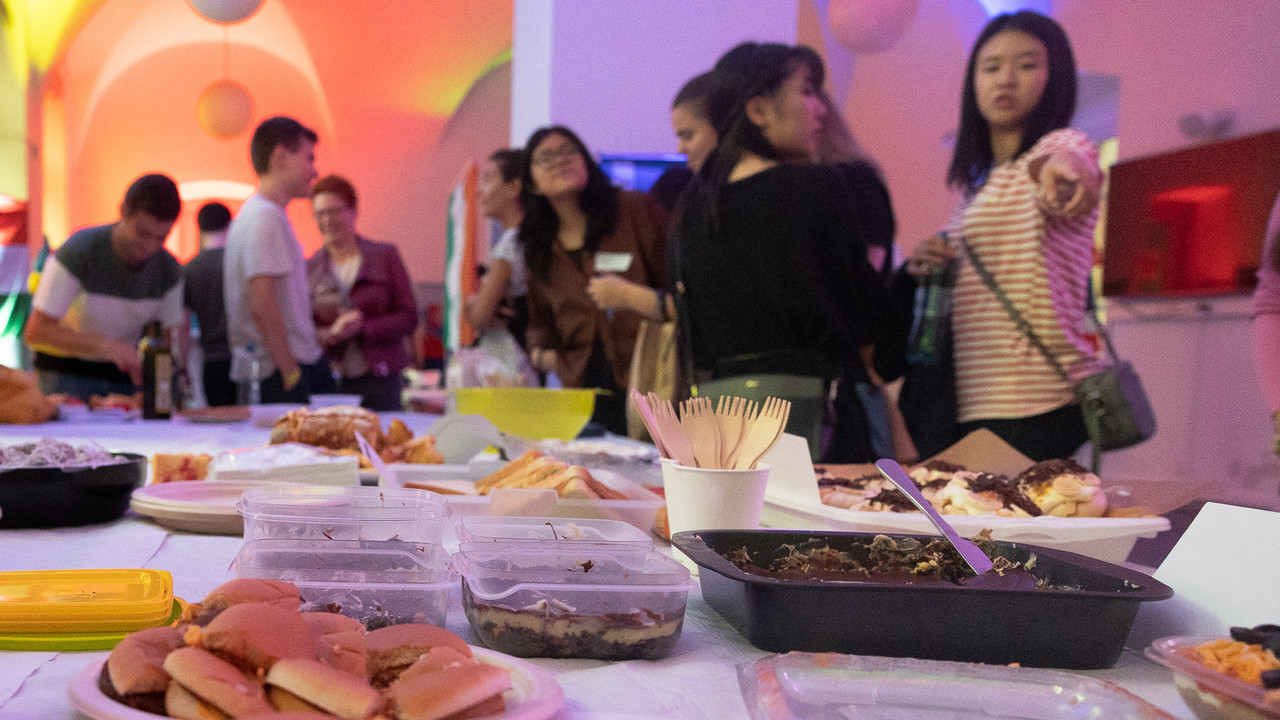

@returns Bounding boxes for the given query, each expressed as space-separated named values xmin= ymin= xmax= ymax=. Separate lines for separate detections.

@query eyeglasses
xmin=531 ymin=144 xmax=581 ymax=167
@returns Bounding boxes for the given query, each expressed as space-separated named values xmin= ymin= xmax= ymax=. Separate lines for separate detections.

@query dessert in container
xmin=0 ymin=452 xmax=145 ymax=529
xmin=738 ymin=652 xmax=1177 ymax=719
xmin=237 ymin=485 xmax=447 ymax=544
xmin=1146 ymin=636 xmax=1280 ymax=720
xmin=452 ymin=542 xmax=694 ymax=660
xmin=0 ymin=569 xmax=173 ymax=634
xmin=671 ymin=528 xmax=1173 ymax=669
xmin=458 ymin=515 xmax=654 ymax=546
xmin=232 ymin=539 xmax=452 ymax=628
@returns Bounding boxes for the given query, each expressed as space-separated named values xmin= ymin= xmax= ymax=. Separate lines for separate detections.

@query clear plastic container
xmin=452 ymin=543 xmax=693 ymax=660
xmin=237 ymin=485 xmax=447 ymax=544
xmin=0 ymin=569 xmax=173 ymax=633
xmin=458 ymin=516 xmax=653 ymax=546
xmin=1146 ymin=636 xmax=1280 ymax=720
xmin=232 ymin=539 xmax=453 ymax=629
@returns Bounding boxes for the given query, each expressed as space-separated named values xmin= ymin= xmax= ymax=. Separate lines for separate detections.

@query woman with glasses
xmin=307 ymin=174 xmax=418 ymax=410
xmin=519 ymin=126 xmax=668 ymax=435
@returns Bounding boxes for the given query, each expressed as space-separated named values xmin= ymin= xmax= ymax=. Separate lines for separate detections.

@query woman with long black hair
xmin=907 ymin=10 xmax=1105 ymax=461
xmin=672 ymin=42 xmax=892 ymax=461
xmin=519 ymin=126 xmax=667 ymax=435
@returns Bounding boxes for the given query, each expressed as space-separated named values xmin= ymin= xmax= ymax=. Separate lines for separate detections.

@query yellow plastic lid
xmin=0 ymin=597 xmax=185 ymax=651
xmin=0 ymin=569 xmax=173 ymax=633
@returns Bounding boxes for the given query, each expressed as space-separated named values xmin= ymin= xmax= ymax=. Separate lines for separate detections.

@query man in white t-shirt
xmin=223 ymin=116 xmax=333 ymax=403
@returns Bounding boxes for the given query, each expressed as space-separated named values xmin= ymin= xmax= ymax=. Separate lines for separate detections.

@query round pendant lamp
xmin=828 ymin=0 xmax=919 ymax=54
xmin=198 ymin=80 xmax=254 ymax=138
xmin=187 ymin=0 xmax=264 ymax=24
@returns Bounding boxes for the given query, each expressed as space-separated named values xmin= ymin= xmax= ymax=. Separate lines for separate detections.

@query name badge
xmin=593 ymin=251 xmax=633 ymax=273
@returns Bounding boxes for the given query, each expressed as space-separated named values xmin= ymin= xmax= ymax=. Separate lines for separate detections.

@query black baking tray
xmin=0 ymin=453 xmax=146 ymax=529
xmin=671 ymin=528 xmax=1173 ymax=669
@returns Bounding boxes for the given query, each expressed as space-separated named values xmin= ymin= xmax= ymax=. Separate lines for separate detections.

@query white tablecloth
xmin=0 ymin=415 xmax=1195 ymax=719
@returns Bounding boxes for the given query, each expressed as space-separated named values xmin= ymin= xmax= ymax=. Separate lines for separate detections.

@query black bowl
xmin=671 ymin=528 xmax=1174 ymax=669
xmin=0 ymin=453 xmax=146 ymax=529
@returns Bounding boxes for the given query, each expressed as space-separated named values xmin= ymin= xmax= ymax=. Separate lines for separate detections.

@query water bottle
xmin=906 ymin=260 xmax=955 ymax=366
xmin=235 ymin=344 xmax=263 ymax=406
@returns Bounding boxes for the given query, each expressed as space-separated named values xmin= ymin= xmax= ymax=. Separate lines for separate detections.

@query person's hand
xmin=586 ymin=273 xmax=641 ymax=312
xmin=530 ymin=347 xmax=558 ymax=373
xmin=105 ymin=338 xmax=143 ymax=386
xmin=330 ymin=310 xmax=363 ymax=343
xmin=1272 ymin=410 xmax=1280 ymax=457
xmin=1036 ymin=153 xmax=1098 ymax=218
xmin=906 ymin=234 xmax=957 ymax=280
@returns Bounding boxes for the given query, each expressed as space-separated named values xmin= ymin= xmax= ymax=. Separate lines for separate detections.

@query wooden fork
xmin=680 ymin=397 xmax=721 ymax=469
xmin=648 ymin=393 xmax=695 ymax=467
xmin=630 ymin=388 xmax=669 ymax=458
xmin=734 ymin=396 xmax=791 ymax=470
xmin=715 ymin=396 xmax=748 ymax=469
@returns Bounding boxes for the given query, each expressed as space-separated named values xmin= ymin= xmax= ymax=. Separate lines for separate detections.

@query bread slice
xmin=473 ymin=450 xmax=544 ymax=492
xmin=152 ymin=453 xmax=213 ymax=483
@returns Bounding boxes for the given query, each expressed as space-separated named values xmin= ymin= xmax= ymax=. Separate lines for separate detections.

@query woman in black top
xmin=674 ymin=42 xmax=893 ymax=461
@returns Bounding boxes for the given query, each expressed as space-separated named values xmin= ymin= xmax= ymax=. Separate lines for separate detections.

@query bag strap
xmin=956 ymin=235 xmax=1073 ymax=385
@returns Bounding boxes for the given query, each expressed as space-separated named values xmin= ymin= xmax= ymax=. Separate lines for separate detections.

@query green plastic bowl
xmin=455 ymin=388 xmax=595 ymax=440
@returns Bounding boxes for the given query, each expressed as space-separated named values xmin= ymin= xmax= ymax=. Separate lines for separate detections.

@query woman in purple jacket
xmin=307 ymin=174 xmax=418 ymax=410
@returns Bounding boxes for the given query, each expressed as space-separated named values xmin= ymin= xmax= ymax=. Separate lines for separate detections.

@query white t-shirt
xmin=490 ymin=226 xmax=527 ymax=298
xmin=223 ymin=194 xmax=322 ymax=379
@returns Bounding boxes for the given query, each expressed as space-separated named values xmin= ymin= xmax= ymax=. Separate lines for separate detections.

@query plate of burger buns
xmin=68 ymin=578 xmax=565 ymax=720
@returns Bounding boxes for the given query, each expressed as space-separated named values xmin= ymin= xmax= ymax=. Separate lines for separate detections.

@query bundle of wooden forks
xmin=630 ymin=389 xmax=790 ymax=470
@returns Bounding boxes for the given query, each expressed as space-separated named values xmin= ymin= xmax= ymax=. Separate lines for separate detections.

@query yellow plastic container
xmin=455 ymin=388 xmax=595 ymax=440
xmin=0 ymin=569 xmax=174 ymax=633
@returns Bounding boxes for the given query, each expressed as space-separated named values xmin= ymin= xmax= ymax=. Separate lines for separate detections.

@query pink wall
xmin=837 ymin=0 xmax=1280 ymax=254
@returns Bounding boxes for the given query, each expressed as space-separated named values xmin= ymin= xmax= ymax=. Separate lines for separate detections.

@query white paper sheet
xmin=1128 ymin=502 xmax=1280 ymax=648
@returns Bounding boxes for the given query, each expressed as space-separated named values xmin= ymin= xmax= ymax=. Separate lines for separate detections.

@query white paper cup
xmin=661 ymin=459 xmax=770 ymax=535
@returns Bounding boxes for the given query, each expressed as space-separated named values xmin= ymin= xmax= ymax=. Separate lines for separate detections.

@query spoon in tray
xmin=874 ymin=459 xmax=1037 ymax=590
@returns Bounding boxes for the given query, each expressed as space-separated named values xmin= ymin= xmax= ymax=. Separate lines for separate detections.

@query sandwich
xmin=162 ymin=646 xmax=274 ymax=719
xmin=265 ymin=658 xmax=385 ymax=719
xmin=180 ymin=578 xmax=301 ymax=626
xmin=365 ymin=623 xmax=473 ymax=688
xmin=473 ymin=450 xmax=627 ymax=500
xmin=197 ymin=602 xmax=318 ymax=673
xmin=386 ymin=662 xmax=511 ymax=720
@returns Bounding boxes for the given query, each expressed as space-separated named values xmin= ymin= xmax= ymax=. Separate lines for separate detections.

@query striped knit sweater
xmin=945 ymin=128 xmax=1106 ymax=423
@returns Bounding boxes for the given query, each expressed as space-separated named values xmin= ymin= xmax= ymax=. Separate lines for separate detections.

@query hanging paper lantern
xmin=197 ymin=81 xmax=254 ymax=138
xmin=187 ymin=0 xmax=264 ymax=24
xmin=828 ymin=0 xmax=920 ymax=54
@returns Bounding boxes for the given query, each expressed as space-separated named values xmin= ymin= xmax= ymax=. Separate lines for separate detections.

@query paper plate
xmin=129 ymin=481 xmax=253 ymax=535
xmin=68 ymin=646 xmax=564 ymax=720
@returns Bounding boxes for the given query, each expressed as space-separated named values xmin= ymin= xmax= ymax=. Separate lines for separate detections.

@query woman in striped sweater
xmin=908 ymin=11 xmax=1105 ymax=461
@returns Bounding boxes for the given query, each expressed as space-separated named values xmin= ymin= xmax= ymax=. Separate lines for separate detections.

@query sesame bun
xmin=162 ymin=646 xmax=273 ymax=718
xmin=182 ymin=578 xmax=301 ymax=626
xmin=107 ymin=626 xmax=185 ymax=696
xmin=386 ymin=662 xmax=511 ymax=720
xmin=365 ymin=624 xmax=471 ymax=685
xmin=266 ymin=658 xmax=385 ymax=719
xmin=202 ymin=602 xmax=316 ymax=671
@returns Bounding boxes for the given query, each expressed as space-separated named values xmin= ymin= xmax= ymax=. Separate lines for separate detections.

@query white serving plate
xmin=68 ymin=645 xmax=565 ymax=720
xmin=761 ymin=491 xmax=1170 ymax=564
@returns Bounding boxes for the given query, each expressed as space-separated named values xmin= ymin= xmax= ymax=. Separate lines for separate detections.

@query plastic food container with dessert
xmin=0 ymin=452 xmax=146 ymax=529
xmin=458 ymin=515 xmax=654 ymax=546
xmin=671 ymin=528 xmax=1173 ymax=669
xmin=232 ymin=539 xmax=453 ymax=628
xmin=1146 ymin=636 xmax=1280 ymax=720
xmin=237 ymin=485 xmax=447 ymax=544
xmin=452 ymin=543 xmax=694 ymax=660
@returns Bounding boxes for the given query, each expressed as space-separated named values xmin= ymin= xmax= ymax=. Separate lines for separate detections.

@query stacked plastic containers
xmin=0 ymin=569 xmax=176 ymax=650
xmin=232 ymin=486 xmax=452 ymax=628
xmin=452 ymin=516 xmax=695 ymax=660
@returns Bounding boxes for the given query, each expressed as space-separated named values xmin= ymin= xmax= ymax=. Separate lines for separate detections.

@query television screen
xmin=1102 ymin=128 xmax=1280 ymax=298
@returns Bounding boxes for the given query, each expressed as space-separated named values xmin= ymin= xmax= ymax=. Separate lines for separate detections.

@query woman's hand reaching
xmin=1034 ymin=152 xmax=1099 ymax=218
